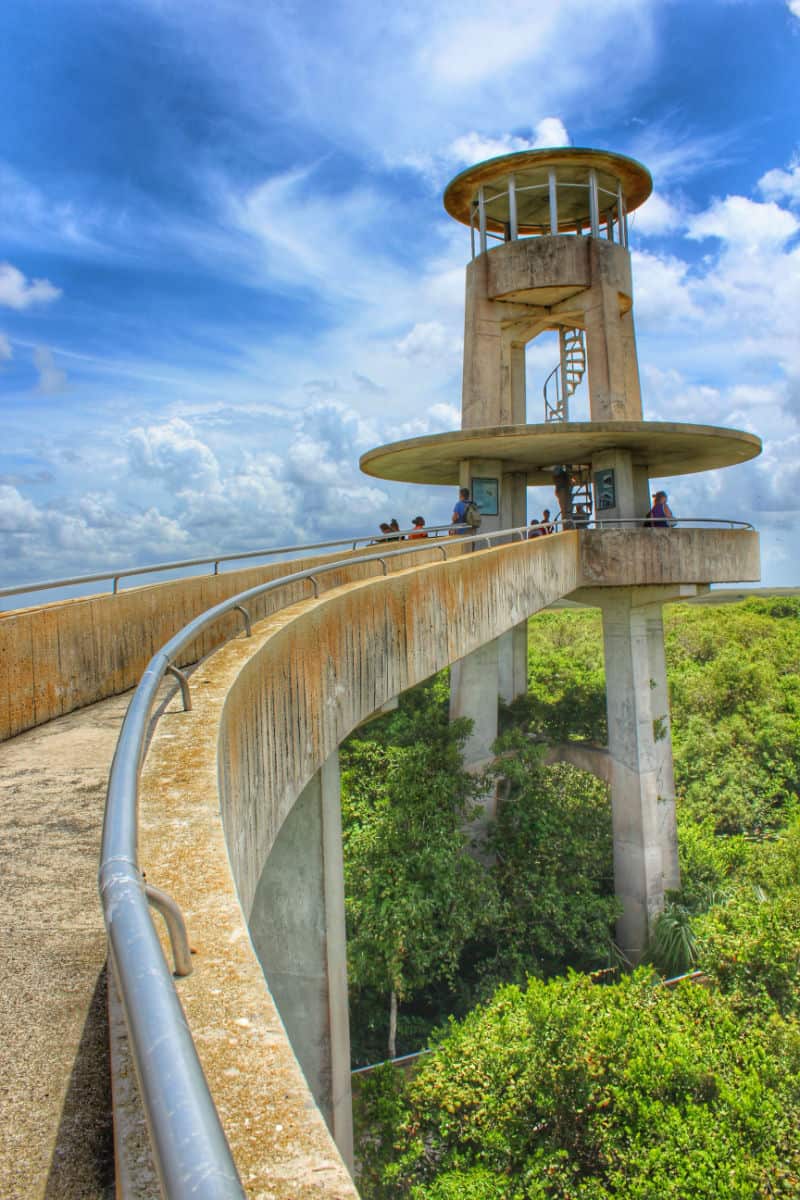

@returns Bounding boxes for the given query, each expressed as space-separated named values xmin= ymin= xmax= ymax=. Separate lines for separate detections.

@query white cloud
xmin=394 ymin=321 xmax=461 ymax=365
xmin=758 ymin=157 xmax=800 ymax=207
xmin=0 ymin=333 xmax=11 ymax=362
xmin=789 ymin=1 xmax=800 ymax=18
xmin=0 ymin=262 xmax=61 ymax=310
xmin=447 ymin=118 xmax=570 ymax=166
xmin=33 ymin=346 xmax=67 ymax=393
xmin=630 ymin=250 xmax=700 ymax=326
xmin=632 ymin=192 xmax=685 ymax=237
xmin=687 ymin=195 xmax=799 ymax=250
xmin=127 ymin=417 xmax=222 ymax=492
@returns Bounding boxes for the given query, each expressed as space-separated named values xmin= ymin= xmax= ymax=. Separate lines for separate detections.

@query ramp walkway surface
xmin=0 ymin=691 xmax=131 ymax=1200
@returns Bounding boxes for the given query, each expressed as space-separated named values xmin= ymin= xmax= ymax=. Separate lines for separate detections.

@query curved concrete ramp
xmin=136 ymin=533 xmax=580 ymax=1195
xmin=135 ymin=526 xmax=757 ymax=1194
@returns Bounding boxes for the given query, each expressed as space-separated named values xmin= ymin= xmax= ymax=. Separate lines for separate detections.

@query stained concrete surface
xmin=0 ymin=692 xmax=131 ymax=1199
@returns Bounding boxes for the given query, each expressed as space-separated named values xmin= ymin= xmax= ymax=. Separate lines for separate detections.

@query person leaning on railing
xmin=644 ymin=490 xmax=675 ymax=528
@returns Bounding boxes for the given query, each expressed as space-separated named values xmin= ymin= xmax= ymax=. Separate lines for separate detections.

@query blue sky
xmin=1 ymin=0 xmax=799 ymax=590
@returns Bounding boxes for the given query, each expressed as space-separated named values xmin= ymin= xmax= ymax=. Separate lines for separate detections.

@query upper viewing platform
xmin=443 ymin=147 xmax=653 ymax=256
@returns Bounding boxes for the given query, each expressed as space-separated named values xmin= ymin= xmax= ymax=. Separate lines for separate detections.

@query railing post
xmin=165 ymin=664 xmax=192 ymax=712
xmin=589 ymin=169 xmax=600 ymax=237
xmin=548 ymin=168 xmax=558 ymax=235
xmin=508 ymin=174 xmax=518 ymax=240
xmin=233 ymin=604 xmax=252 ymax=637
xmin=478 ymin=186 xmax=487 ymax=254
xmin=145 ymin=883 xmax=194 ymax=977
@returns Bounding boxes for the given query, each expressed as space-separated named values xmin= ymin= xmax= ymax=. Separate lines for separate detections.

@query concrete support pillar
xmin=599 ymin=591 xmax=680 ymax=961
xmin=248 ymin=753 xmax=354 ymax=1172
xmin=450 ymin=637 xmax=499 ymax=776
xmin=498 ymin=621 xmax=528 ymax=703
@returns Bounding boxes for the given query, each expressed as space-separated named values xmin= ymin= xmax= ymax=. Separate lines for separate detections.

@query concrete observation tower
xmin=361 ymin=147 xmax=761 ymax=959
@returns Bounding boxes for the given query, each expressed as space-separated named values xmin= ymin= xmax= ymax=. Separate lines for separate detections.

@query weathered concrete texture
xmin=0 ymin=544 xmax=399 ymax=744
xmin=578 ymin=528 xmax=760 ymax=588
xmin=0 ymin=693 xmax=130 ymax=1200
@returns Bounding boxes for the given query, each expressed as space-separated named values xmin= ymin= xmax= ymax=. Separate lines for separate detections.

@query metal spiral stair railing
xmin=543 ymin=327 xmax=586 ymax=422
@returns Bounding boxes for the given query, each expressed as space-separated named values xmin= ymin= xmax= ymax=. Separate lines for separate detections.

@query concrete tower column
xmin=248 ymin=752 xmax=354 ymax=1171
xmin=598 ymin=590 xmax=680 ymax=960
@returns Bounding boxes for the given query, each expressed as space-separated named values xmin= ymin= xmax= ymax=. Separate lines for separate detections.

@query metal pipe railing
xmin=98 ymin=516 xmax=753 ymax=1195
xmin=0 ymin=524 xmax=454 ymax=602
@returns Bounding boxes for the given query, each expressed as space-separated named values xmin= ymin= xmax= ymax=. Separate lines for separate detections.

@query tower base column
xmin=599 ymin=590 xmax=680 ymax=962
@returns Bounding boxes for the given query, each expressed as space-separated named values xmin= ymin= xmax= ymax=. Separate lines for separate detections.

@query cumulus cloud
xmin=758 ymin=156 xmax=800 ymax=207
xmin=789 ymin=1 xmax=800 ymax=18
xmin=448 ymin=117 xmax=570 ymax=165
xmin=687 ymin=195 xmax=799 ymax=249
xmin=33 ymin=346 xmax=67 ymax=393
xmin=632 ymin=192 xmax=685 ymax=237
xmin=127 ymin=417 xmax=222 ymax=492
xmin=0 ymin=262 xmax=61 ymax=309
xmin=394 ymin=321 xmax=461 ymax=365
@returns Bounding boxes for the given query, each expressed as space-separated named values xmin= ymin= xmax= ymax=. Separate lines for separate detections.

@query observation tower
xmin=361 ymin=147 xmax=761 ymax=959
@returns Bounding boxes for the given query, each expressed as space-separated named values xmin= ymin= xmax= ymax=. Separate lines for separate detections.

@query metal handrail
xmin=98 ymin=516 xmax=754 ymax=1195
xmin=0 ymin=523 xmax=454 ymax=601
xmin=572 ymin=516 xmax=754 ymax=531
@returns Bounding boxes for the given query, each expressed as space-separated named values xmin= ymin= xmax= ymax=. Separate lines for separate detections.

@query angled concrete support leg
xmin=600 ymin=591 xmax=680 ymax=962
xmin=248 ymin=752 xmax=354 ymax=1172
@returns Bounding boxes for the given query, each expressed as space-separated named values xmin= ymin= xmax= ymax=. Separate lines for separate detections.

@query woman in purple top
xmin=645 ymin=490 xmax=674 ymax=528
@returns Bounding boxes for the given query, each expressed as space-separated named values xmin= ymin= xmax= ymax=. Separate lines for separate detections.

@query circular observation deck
xmin=360 ymin=422 xmax=761 ymax=487
xmin=444 ymin=147 xmax=652 ymax=254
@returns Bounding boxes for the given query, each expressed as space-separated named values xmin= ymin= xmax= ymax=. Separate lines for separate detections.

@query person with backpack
xmin=644 ymin=491 xmax=674 ymax=528
xmin=451 ymin=487 xmax=481 ymax=534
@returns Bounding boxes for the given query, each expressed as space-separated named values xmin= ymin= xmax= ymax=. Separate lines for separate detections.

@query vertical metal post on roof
xmin=470 ymin=204 xmax=476 ymax=258
xmin=548 ymin=168 xmax=558 ymax=235
xmin=478 ymin=186 xmax=487 ymax=254
xmin=589 ymin=169 xmax=600 ymax=237
xmin=617 ymin=183 xmax=627 ymax=247
xmin=508 ymin=175 xmax=518 ymax=240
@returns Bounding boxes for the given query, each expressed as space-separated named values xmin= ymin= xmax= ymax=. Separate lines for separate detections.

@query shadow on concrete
xmin=44 ymin=965 xmax=115 ymax=1199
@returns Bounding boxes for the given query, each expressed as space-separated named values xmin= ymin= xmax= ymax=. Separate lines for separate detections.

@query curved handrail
xmin=98 ymin=515 xmax=753 ymax=1195
xmin=0 ymin=524 xmax=454 ymax=601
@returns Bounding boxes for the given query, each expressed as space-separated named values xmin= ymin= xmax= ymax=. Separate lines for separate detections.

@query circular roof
xmin=360 ymin=422 xmax=761 ymax=487
xmin=444 ymin=148 xmax=653 ymax=235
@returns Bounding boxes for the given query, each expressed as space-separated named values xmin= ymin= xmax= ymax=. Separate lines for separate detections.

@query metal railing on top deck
xmin=97 ymin=515 xmax=753 ymax=1197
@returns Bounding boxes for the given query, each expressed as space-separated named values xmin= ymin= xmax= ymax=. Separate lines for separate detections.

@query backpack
xmin=463 ymin=500 xmax=482 ymax=528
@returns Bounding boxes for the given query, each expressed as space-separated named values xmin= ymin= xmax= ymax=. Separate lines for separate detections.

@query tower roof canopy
xmin=444 ymin=147 xmax=652 ymax=235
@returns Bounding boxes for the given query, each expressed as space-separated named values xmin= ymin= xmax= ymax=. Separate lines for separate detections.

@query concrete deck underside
xmin=136 ymin=527 xmax=757 ymax=1195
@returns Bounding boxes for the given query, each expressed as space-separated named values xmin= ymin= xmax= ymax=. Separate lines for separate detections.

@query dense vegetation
xmin=344 ymin=596 xmax=800 ymax=1196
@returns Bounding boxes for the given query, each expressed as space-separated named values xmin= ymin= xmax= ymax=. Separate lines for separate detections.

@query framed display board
xmin=594 ymin=468 xmax=616 ymax=512
xmin=471 ymin=477 xmax=499 ymax=516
